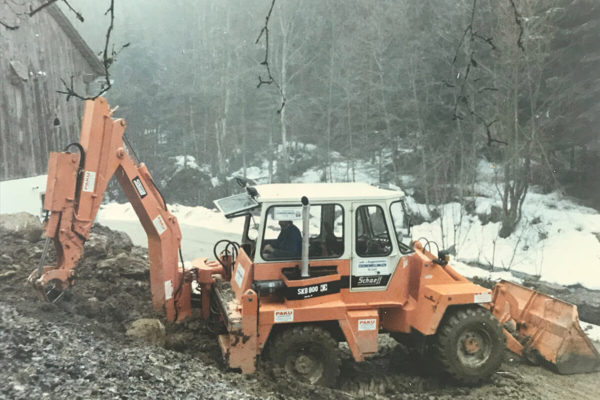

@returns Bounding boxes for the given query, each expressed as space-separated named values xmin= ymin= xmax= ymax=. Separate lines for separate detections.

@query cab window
xmin=355 ymin=205 xmax=392 ymax=257
xmin=261 ymin=204 xmax=344 ymax=261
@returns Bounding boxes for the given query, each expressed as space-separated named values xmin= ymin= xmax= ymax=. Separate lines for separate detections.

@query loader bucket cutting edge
xmin=490 ymin=280 xmax=600 ymax=374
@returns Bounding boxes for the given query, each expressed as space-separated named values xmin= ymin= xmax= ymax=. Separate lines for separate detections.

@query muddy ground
xmin=1 ymin=222 xmax=599 ymax=400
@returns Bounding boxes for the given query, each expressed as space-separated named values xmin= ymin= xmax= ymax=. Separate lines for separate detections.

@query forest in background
xmin=18 ymin=0 xmax=600 ymax=237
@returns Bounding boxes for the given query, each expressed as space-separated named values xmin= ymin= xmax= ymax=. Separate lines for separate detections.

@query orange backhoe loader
xmin=28 ymin=98 xmax=600 ymax=386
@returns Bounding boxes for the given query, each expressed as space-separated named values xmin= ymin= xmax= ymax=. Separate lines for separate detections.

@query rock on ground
xmin=0 ymin=212 xmax=43 ymax=242
xmin=126 ymin=318 xmax=167 ymax=346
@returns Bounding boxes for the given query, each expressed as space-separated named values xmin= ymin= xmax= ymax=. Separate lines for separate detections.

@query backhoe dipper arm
xmin=29 ymin=97 xmax=190 ymax=321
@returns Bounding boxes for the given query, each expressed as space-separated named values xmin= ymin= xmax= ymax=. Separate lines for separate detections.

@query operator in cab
xmin=263 ymin=220 xmax=302 ymax=259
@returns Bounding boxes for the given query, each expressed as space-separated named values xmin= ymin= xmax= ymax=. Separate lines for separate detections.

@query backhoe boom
xmin=29 ymin=98 xmax=190 ymax=321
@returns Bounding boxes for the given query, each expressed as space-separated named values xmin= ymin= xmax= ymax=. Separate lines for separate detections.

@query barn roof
xmin=46 ymin=4 xmax=104 ymax=76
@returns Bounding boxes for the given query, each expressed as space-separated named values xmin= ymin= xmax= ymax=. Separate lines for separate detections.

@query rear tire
xmin=434 ymin=306 xmax=505 ymax=385
xmin=268 ymin=325 xmax=340 ymax=387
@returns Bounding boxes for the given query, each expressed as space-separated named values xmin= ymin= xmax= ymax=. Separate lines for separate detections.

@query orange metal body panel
xmin=44 ymin=152 xmax=79 ymax=213
xmin=339 ymin=310 xmax=379 ymax=361
xmin=282 ymin=271 xmax=340 ymax=287
xmin=36 ymin=152 xmax=84 ymax=289
xmin=234 ymin=242 xmax=494 ymax=365
xmin=231 ymin=250 xmax=255 ymax=298
xmin=409 ymin=282 xmax=493 ymax=335
xmin=221 ymin=289 xmax=259 ymax=373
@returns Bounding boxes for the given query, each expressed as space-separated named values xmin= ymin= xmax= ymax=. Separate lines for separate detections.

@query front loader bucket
xmin=490 ymin=280 xmax=600 ymax=374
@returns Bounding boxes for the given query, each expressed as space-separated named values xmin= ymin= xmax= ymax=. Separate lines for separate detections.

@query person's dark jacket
xmin=272 ymin=223 xmax=302 ymax=259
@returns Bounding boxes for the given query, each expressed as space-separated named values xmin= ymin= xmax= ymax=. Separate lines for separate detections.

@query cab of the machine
xmin=214 ymin=183 xmax=413 ymax=293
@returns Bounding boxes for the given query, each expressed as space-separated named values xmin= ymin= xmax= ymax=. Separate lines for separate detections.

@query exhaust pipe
xmin=301 ymin=196 xmax=310 ymax=278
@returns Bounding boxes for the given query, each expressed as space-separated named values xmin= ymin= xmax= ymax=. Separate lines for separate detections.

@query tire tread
xmin=434 ymin=306 xmax=505 ymax=385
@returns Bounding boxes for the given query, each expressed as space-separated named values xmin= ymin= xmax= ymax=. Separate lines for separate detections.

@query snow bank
xmin=231 ymin=161 xmax=272 ymax=184
xmin=97 ymin=202 xmax=245 ymax=234
xmin=293 ymin=159 xmax=380 ymax=184
xmin=0 ymin=175 xmax=47 ymax=217
xmin=412 ymin=162 xmax=600 ymax=290
xmin=581 ymin=322 xmax=600 ymax=342
xmin=172 ymin=155 xmax=210 ymax=174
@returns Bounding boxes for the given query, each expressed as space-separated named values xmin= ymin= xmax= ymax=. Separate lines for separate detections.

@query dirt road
xmin=1 ymin=224 xmax=599 ymax=400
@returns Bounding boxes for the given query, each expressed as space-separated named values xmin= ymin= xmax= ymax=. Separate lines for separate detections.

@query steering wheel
xmin=367 ymin=233 xmax=391 ymax=254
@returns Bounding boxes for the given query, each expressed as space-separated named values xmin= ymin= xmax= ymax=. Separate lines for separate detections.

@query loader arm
xmin=28 ymin=97 xmax=190 ymax=321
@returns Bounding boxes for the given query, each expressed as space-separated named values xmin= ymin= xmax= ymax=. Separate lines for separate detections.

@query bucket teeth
xmin=27 ymin=268 xmax=69 ymax=303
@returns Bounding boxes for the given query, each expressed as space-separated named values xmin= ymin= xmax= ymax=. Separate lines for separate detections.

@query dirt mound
xmin=1 ymin=220 xmax=599 ymax=399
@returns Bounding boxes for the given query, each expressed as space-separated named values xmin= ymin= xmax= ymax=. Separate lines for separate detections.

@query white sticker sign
xmin=274 ymin=309 xmax=294 ymax=323
xmin=132 ymin=177 xmax=147 ymax=198
xmin=358 ymin=318 xmax=377 ymax=331
xmin=234 ymin=263 xmax=245 ymax=288
xmin=474 ymin=292 xmax=492 ymax=303
xmin=164 ymin=280 xmax=173 ymax=300
xmin=357 ymin=259 xmax=388 ymax=274
xmin=82 ymin=171 xmax=96 ymax=192
xmin=153 ymin=215 xmax=167 ymax=235
xmin=273 ymin=207 xmax=302 ymax=221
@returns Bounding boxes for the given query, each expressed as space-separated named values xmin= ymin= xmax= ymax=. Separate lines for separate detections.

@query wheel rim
xmin=456 ymin=327 xmax=492 ymax=368
xmin=284 ymin=345 xmax=324 ymax=384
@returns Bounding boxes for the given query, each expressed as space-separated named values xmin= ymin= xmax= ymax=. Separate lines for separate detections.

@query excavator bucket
xmin=489 ymin=280 xmax=600 ymax=374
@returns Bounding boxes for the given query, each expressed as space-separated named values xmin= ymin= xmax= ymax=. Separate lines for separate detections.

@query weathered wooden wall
xmin=0 ymin=4 xmax=103 ymax=180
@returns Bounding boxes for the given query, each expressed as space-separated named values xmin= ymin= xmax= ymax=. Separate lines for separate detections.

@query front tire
xmin=434 ymin=306 xmax=505 ymax=385
xmin=268 ymin=325 xmax=340 ymax=387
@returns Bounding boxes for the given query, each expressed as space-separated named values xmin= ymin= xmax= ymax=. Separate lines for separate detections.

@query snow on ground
xmin=0 ymin=175 xmax=47 ymax=216
xmin=231 ymin=160 xmax=272 ymax=184
xmin=450 ymin=259 xmax=518 ymax=283
xmin=172 ymin=155 xmax=211 ymax=175
xmin=293 ymin=159 xmax=381 ymax=184
xmin=410 ymin=161 xmax=600 ymax=290
xmin=581 ymin=322 xmax=600 ymax=342
xmin=97 ymin=202 xmax=244 ymax=235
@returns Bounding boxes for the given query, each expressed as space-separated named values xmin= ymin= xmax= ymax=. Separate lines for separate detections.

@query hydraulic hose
xmin=63 ymin=142 xmax=86 ymax=205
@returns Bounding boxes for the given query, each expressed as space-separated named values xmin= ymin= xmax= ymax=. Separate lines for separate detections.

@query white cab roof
xmin=254 ymin=183 xmax=404 ymax=203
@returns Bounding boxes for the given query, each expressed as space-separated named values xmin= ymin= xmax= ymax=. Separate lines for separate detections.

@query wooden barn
xmin=0 ymin=3 xmax=104 ymax=180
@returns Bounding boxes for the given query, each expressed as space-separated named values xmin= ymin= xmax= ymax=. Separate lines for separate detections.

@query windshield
xmin=390 ymin=200 xmax=413 ymax=253
xmin=214 ymin=193 xmax=259 ymax=218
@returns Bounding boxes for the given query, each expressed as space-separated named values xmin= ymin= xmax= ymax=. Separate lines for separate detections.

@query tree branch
xmin=28 ymin=0 xmax=59 ymax=17
xmin=57 ymin=0 xmax=129 ymax=101
xmin=473 ymin=32 xmax=496 ymax=50
xmin=2 ymin=0 xmax=84 ymax=31
xmin=0 ymin=18 xmax=19 ymax=30
xmin=450 ymin=0 xmax=510 ymax=146
xmin=61 ymin=0 xmax=83 ymax=22
xmin=508 ymin=0 xmax=525 ymax=51
xmin=255 ymin=0 xmax=286 ymax=113
xmin=472 ymin=113 xmax=507 ymax=146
